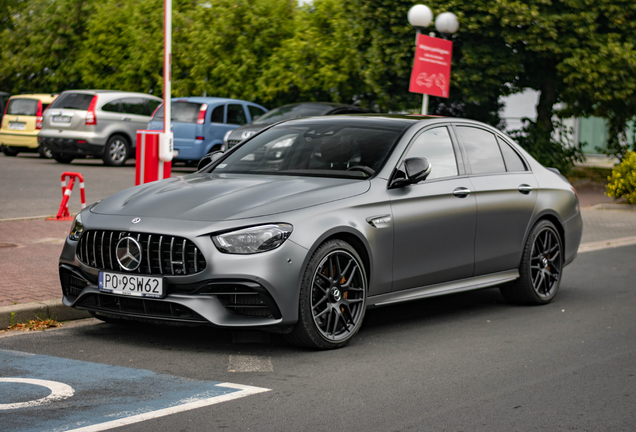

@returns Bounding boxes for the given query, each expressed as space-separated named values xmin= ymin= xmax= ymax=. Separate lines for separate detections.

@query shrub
xmin=606 ymin=151 xmax=636 ymax=204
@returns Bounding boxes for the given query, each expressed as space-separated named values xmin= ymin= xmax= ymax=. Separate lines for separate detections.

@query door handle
xmin=453 ymin=187 xmax=471 ymax=198
xmin=122 ymin=117 xmax=132 ymax=121
xmin=518 ymin=184 xmax=533 ymax=194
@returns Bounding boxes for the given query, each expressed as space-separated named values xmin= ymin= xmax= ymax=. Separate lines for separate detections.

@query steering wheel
xmin=346 ymin=165 xmax=375 ymax=177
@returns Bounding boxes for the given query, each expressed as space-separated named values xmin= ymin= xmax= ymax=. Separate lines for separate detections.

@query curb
xmin=589 ymin=203 xmax=636 ymax=211
xmin=0 ymin=299 xmax=91 ymax=329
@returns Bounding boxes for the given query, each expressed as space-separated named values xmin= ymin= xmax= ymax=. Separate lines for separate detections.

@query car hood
xmin=91 ymin=173 xmax=370 ymax=221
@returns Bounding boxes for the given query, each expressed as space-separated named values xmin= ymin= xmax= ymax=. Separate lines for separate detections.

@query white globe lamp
xmin=434 ymin=12 xmax=459 ymax=36
xmin=407 ymin=5 xmax=433 ymax=29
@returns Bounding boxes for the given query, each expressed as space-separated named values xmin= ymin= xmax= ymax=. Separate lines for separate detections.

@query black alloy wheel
xmin=500 ymin=219 xmax=563 ymax=305
xmin=287 ymin=240 xmax=367 ymax=349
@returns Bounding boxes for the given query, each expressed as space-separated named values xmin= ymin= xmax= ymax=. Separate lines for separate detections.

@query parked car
xmin=0 ymin=93 xmax=58 ymax=158
xmin=59 ymin=115 xmax=582 ymax=349
xmin=222 ymin=102 xmax=374 ymax=151
xmin=0 ymin=92 xmax=10 ymax=127
xmin=147 ymin=97 xmax=268 ymax=164
xmin=38 ymin=90 xmax=162 ymax=166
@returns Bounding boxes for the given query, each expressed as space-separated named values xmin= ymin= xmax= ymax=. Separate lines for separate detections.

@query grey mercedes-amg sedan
xmin=59 ymin=115 xmax=582 ymax=349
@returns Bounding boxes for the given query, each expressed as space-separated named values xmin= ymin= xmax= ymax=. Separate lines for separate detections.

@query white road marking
xmin=65 ymin=383 xmax=270 ymax=432
xmin=578 ymin=236 xmax=636 ymax=253
xmin=228 ymin=355 xmax=274 ymax=372
xmin=0 ymin=378 xmax=74 ymax=410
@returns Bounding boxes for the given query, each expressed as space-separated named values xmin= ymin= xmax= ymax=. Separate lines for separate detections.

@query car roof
xmin=170 ymin=96 xmax=264 ymax=106
xmin=58 ymin=89 xmax=160 ymax=97
xmin=10 ymin=94 xmax=58 ymax=103
xmin=0 ymin=91 xmax=9 ymax=96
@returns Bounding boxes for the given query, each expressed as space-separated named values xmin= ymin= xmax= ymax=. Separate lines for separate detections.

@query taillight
xmin=85 ymin=95 xmax=98 ymax=125
xmin=36 ymin=100 xmax=43 ymax=130
xmin=3 ymin=99 xmax=8 ymax=115
xmin=197 ymin=104 xmax=208 ymax=125
xmin=196 ymin=136 xmax=204 ymax=141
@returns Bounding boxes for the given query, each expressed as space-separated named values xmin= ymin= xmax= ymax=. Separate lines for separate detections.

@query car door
xmin=453 ymin=125 xmax=538 ymax=276
xmin=388 ymin=125 xmax=477 ymax=291
xmin=120 ymin=98 xmax=152 ymax=145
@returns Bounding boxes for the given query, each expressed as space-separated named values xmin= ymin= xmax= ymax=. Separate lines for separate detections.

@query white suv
xmin=39 ymin=90 xmax=162 ymax=166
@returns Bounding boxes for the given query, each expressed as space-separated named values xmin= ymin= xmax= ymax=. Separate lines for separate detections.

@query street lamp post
xmin=408 ymin=5 xmax=459 ymax=115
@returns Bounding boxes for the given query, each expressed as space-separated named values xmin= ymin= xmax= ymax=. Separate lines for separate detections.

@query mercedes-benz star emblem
xmin=116 ymin=237 xmax=143 ymax=271
xmin=132 ymin=218 xmax=141 ymax=224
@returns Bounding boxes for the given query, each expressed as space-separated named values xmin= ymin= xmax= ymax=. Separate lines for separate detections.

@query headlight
xmin=212 ymin=224 xmax=293 ymax=254
xmin=68 ymin=213 xmax=84 ymax=241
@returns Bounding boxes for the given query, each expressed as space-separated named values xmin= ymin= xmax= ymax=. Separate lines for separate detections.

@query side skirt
xmin=368 ymin=269 xmax=519 ymax=308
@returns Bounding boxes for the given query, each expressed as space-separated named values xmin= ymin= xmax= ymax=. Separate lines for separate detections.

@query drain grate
xmin=0 ymin=243 xmax=18 ymax=248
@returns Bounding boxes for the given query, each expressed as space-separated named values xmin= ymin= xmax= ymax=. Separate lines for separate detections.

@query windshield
xmin=252 ymin=104 xmax=334 ymax=125
xmin=211 ymin=121 xmax=404 ymax=179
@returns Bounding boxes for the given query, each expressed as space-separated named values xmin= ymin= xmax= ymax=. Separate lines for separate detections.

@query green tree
xmin=179 ymin=0 xmax=296 ymax=105
xmin=0 ymin=0 xmax=95 ymax=93
xmin=79 ymin=0 xmax=195 ymax=96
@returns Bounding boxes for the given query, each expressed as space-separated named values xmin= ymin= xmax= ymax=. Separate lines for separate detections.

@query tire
xmin=286 ymin=239 xmax=367 ymax=350
xmin=1 ymin=146 xmax=19 ymax=156
xmin=500 ymin=220 xmax=563 ymax=305
xmin=38 ymin=144 xmax=53 ymax=159
xmin=103 ymin=135 xmax=129 ymax=166
xmin=52 ymin=152 xmax=75 ymax=164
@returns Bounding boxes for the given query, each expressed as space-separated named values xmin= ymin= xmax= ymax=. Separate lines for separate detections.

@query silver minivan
xmin=39 ymin=90 xmax=162 ymax=166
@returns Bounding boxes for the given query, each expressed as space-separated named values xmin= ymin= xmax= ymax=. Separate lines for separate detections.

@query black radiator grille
xmin=76 ymin=230 xmax=206 ymax=276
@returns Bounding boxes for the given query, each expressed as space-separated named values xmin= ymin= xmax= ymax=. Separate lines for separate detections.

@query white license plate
xmin=52 ymin=116 xmax=71 ymax=123
xmin=8 ymin=122 xmax=26 ymax=130
xmin=98 ymin=272 xmax=164 ymax=298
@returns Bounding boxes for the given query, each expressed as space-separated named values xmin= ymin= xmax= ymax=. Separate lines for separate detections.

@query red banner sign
xmin=409 ymin=34 xmax=453 ymax=98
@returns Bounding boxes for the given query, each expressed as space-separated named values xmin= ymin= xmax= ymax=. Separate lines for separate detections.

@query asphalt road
xmin=0 ymin=153 xmax=196 ymax=220
xmin=2 ymin=245 xmax=635 ymax=431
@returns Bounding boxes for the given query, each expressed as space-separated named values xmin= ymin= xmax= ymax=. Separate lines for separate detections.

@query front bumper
xmin=59 ymin=225 xmax=309 ymax=330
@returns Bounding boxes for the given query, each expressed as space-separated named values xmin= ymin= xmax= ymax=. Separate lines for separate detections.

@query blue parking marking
xmin=0 ymin=349 xmax=269 ymax=432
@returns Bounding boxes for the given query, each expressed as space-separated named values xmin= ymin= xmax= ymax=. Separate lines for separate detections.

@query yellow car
xmin=0 ymin=93 xmax=58 ymax=158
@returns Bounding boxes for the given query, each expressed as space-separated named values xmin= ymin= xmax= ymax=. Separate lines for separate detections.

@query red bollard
xmin=135 ymin=130 xmax=171 ymax=185
xmin=47 ymin=172 xmax=86 ymax=221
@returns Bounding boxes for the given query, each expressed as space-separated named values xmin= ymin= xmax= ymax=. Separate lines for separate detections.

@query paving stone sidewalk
xmin=1 ymin=184 xmax=635 ymax=326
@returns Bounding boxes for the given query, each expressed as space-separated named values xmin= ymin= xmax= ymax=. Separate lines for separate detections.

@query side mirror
xmin=389 ymin=157 xmax=432 ymax=188
xmin=197 ymin=150 xmax=224 ymax=171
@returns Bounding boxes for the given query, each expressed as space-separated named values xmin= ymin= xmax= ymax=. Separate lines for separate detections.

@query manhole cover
xmin=0 ymin=243 xmax=18 ymax=248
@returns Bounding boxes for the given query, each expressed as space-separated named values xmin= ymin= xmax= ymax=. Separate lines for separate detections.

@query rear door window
xmin=210 ymin=105 xmax=224 ymax=123
xmin=456 ymin=126 xmax=506 ymax=175
xmin=101 ymin=100 xmax=122 ymax=113
xmin=227 ymin=104 xmax=247 ymax=125
xmin=49 ymin=93 xmax=94 ymax=110
xmin=7 ymin=99 xmax=39 ymax=116
xmin=120 ymin=98 xmax=147 ymax=116
xmin=497 ymin=137 xmax=527 ymax=172
xmin=404 ymin=126 xmax=458 ymax=179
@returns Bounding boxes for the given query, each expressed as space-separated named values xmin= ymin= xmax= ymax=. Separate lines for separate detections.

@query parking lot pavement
xmin=1 ymin=168 xmax=635 ymax=327
xmin=0 ymin=349 xmax=268 ymax=432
